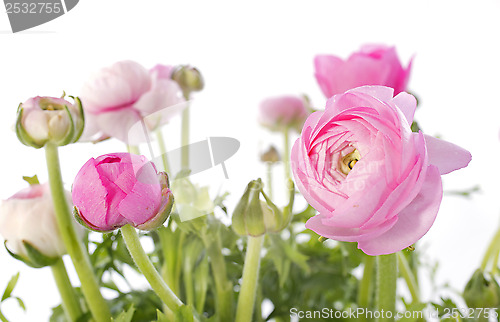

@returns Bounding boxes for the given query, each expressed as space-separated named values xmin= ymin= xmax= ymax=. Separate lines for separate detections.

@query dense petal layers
xmin=292 ymin=85 xmax=471 ymax=255
xmin=72 ymin=153 xmax=173 ymax=232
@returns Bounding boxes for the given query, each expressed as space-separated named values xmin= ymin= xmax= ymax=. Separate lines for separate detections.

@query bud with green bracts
xmin=232 ymin=178 xmax=294 ymax=236
xmin=463 ymin=269 xmax=500 ymax=308
xmin=16 ymin=95 xmax=84 ymax=148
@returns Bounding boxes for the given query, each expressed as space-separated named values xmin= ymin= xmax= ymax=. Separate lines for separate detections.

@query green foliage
xmin=0 ymin=273 xmax=25 ymax=322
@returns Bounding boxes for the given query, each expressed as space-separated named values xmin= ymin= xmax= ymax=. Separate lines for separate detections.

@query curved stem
xmin=45 ymin=143 xmax=111 ymax=322
xmin=397 ymin=252 xmax=420 ymax=304
xmin=51 ymin=258 xmax=83 ymax=321
xmin=156 ymin=129 xmax=170 ymax=173
xmin=481 ymin=226 xmax=500 ymax=272
xmin=376 ymin=254 xmax=397 ymax=322
xmin=235 ymin=235 xmax=264 ymax=322
xmin=120 ymin=225 xmax=184 ymax=312
xmin=358 ymin=255 xmax=375 ymax=308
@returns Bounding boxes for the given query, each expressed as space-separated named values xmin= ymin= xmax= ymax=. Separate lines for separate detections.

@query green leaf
xmin=174 ymin=305 xmax=195 ymax=322
xmin=156 ymin=309 xmax=169 ymax=322
xmin=113 ymin=305 xmax=135 ymax=322
xmin=13 ymin=297 xmax=25 ymax=311
xmin=2 ymin=273 xmax=19 ymax=302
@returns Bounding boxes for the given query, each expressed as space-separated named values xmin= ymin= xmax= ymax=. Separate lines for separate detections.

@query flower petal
xmin=424 ymin=134 xmax=472 ymax=175
xmin=358 ymin=165 xmax=442 ymax=255
xmin=391 ymin=92 xmax=417 ymax=125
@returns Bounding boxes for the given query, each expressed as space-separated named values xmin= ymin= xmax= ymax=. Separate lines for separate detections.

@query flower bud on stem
xmin=235 ymin=235 xmax=264 ymax=322
xmin=45 ymin=143 xmax=111 ymax=322
xmin=120 ymin=225 xmax=198 ymax=320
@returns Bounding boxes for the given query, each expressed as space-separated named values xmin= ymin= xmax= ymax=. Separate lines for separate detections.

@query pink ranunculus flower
xmin=315 ymin=45 xmax=412 ymax=99
xmin=259 ymin=95 xmax=309 ymax=132
xmin=72 ymin=153 xmax=174 ymax=232
xmin=291 ymin=86 xmax=471 ymax=255
xmin=80 ymin=60 xmax=185 ymax=144
xmin=0 ymin=183 xmax=69 ymax=267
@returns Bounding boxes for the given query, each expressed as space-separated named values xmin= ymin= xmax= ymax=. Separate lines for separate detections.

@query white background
xmin=0 ymin=0 xmax=499 ymax=320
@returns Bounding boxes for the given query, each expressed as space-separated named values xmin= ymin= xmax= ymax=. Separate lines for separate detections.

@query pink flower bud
xmin=0 ymin=183 xmax=68 ymax=266
xmin=72 ymin=153 xmax=174 ymax=232
xmin=258 ymin=95 xmax=309 ymax=132
xmin=16 ymin=96 xmax=84 ymax=148
xmin=314 ymin=44 xmax=412 ymax=98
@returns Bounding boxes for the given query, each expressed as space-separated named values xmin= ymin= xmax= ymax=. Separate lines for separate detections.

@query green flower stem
xmin=481 ymin=226 xmax=500 ymax=272
xmin=127 ymin=145 xmax=140 ymax=155
xmin=376 ymin=254 xmax=397 ymax=322
xmin=45 ymin=143 xmax=111 ymax=322
xmin=358 ymin=255 xmax=375 ymax=308
xmin=203 ymin=233 xmax=233 ymax=321
xmin=282 ymin=127 xmax=291 ymax=183
xmin=397 ymin=252 xmax=420 ymax=304
xmin=156 ymin=129 xmax=171 ymax=173
xmin=267 ymin=163 xmax=273 ymax=200
xmin=51 ymin=258 xmax=83 ymax=321
xmin=0 ymin=310 xmax=7 ymax=322
xmin=181 ymin=105 xmax=190 ymax=170
xmin=235 ymin=235 xmax=264 ymax=322
xmin=120 ymin=225 xmax=184 ymax=312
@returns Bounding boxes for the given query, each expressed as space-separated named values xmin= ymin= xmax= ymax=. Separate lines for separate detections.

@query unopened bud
xmin=260 ymin=146 xmax=280 ymax=164
xmin=171 ymin=65 xmax=204 ymax=97
xmin=463 ymin=269 xmax=500 ymax=308
xmin=232 ymin=179 xmax=290 ymax=236
xmin=16 ymin=95 xmax=84 ymax=148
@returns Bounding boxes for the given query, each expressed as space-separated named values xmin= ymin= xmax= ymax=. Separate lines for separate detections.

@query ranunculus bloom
xmin=291 ymin=86 xmax=471 ymax=255
xmin=315 ymin=45 xmax=412 ymax=99
xmin=259 ymin=95 xmax=309 ymax=132
xmin=80 ymin=60 xmax=185 ymax=143
xmin=16 ymin=96 xmax=84 ymax=148
xmin=72 ymin=153 xmax=174 ymax=232
xmin=0 ymin=183 xmax=67 ymax=264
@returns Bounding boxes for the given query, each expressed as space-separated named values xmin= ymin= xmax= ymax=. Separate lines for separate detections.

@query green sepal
xmin=15 ymin=106 xmax=45 ymax=149
xmin=56 ymin=105 xmax=75 ymax=146
xmin=22 ymin=175 xmax=40 ymax=186
xmin=23 ymin=240 xmax=59 ymax=267
xmin=136 ymin=192 xmax=174 ymax=231
xmin=73 ymin=206 xmax=117 ymax=233
xmin=4 ymin=240 xmax=58 ymax=268
xmin=231 ymin=181 xmax=253 ymax=236
xmin=246 ymin=179 xmax=266 ymax=236
xmin=261 ymin=188 xmax=285 ymax=233
xmin=69 ymin=96 xmax=85 ymax=143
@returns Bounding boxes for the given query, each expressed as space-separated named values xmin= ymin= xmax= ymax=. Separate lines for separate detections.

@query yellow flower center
xmin=339 ymin=149 xmax=361 ymax=175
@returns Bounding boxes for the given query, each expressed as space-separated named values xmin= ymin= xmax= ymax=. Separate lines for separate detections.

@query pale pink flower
xmin=259 ymin=95 xmax=309 ymax=132
xmin=0 ymin=184 xmax=67 ymax=260
xmin=80 ymin=61 xmax=185 ymax=143
xmin=72 ymin=153 xmax=174 ymax=232
xmin=315 ymin=45 xmax=412 ymax=99
xmin=291 ymin=86 xmax=471 ymax=255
